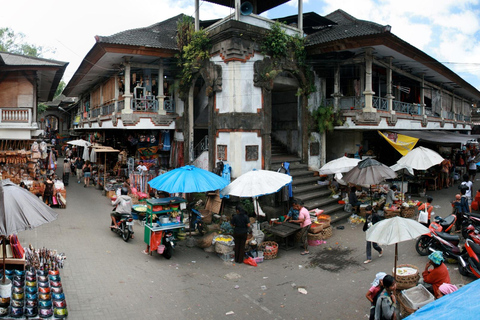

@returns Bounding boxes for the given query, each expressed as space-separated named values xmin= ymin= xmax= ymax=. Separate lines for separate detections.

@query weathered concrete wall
xmin=326 ymin=130 xmax=363 ymax=161
xmin=217 ymin=131 xmax=262 ymax=178
xmin=212 ymin=55 xmax=263 ymax=114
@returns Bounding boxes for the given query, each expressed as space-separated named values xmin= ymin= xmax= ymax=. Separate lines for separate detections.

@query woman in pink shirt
xmin=291 ymin=199 xmax=312 ymax=255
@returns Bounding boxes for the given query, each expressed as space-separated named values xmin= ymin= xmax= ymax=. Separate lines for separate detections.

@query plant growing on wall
xmin=260 ymin=21 xmax=315 ymax=96
xmin=311 ymin=105 xmax=344 ymax=133
xmin=176 ymin=16 xmax=211 ymax=95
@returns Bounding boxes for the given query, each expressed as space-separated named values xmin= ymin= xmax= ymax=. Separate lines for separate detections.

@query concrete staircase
xmin=271 ymin=140 xmax=346 ymax=221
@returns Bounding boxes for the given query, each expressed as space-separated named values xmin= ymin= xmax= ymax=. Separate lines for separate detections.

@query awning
xmin=378 ymin=131 xmax=418 ymax=155
xmin=393 ymin=130 xmax=476 ymax=145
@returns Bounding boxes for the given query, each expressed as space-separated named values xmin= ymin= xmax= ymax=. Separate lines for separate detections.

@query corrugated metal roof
xmin=95 ymin=14 xmax=184 ymax=51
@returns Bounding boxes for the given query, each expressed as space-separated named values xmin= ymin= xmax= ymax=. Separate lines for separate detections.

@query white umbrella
xmin=319 ymin=156 xmax=361 ymax=175
xmin=67 ymin=139 xmax=91 ymax=148
xmin=397 ymin=146 xmax=444 ymax=170
xmin=366 ymin=216 xmax=429 ymax=281
xmin=220 ymin=170 xmax=292 ymax=225
xmin=220 ymin=169 xmax=292 ymax=198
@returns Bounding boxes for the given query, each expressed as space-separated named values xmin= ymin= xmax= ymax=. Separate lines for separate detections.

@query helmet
xmin=121 ymin=187 xmax=128 ymax=195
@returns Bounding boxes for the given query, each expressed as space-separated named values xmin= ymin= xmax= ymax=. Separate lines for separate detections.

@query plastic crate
xmin=401 ymin=284 xmax=434 ymax=310
xmin=254 ymin=256 xmax=264 ymax=263
xmin=217 ymin=251 xmax=234 ymax=262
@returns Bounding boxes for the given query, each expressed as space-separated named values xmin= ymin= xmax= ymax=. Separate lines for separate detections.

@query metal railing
xmin=132 ymin=96 xmax=158 ymax=112
xmin=0 ymin=108 xmax=31 ymax=123
xmin=164 ymin=99 xmax=175 ymax=112
xmin=194 ymin=135 xmax=209 ymax=159
xmin=91 ymin=108 xmax=101 ymax=117
xmin=445 ymin=112 xmax=455 ymax=120
xmin=102 ymin=102 xmax=115 ymax=115
xmin=117 ymin=100 xmax=125 ymax=111
xmin=372 ymin=96 xmax=388 ymax=111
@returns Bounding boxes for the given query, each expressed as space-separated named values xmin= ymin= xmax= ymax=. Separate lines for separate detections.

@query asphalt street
xmin=19 ymin=164 xmax=476 ymax=320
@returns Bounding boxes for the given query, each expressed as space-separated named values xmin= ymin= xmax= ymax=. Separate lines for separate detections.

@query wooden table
xmin=265 ymin=222 xmax=302 ymax=251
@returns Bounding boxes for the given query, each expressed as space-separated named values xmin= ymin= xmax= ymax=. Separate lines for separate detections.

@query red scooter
xmin=462 ymin=215 xmax=480 ymax=245
xmin=415 ymin=214 xmax=460 ymax=258
xmin=458 ymin=239 xmax=480 ymax=278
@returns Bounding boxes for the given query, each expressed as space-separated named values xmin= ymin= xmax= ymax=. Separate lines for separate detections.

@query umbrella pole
xmin=394 ymin=243 xmax=398 ymax=282
xmin=2 ymin=236 xmax=5 ymax=284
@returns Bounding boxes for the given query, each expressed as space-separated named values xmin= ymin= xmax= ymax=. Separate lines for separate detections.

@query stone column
xmin=157 ymin=59 xmax=166 ymax=115
xmin=385 ymin=57 xmax=395 ymax=114
xmin=122 ymin=60 xmax=133 ymax=114
xmin=331 ymin=64 xmax=342 ymax=111
xmin=114 ymin=74 xmax=119 ymax=114
xmin=420 ymin=74 xmax=426 ymax=116
xmin=363 ymin=48 xmax=376 ymax=112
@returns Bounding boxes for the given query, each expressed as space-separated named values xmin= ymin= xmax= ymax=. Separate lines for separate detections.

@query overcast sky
xmin=2 ymin=0 xmax=480 ymax=91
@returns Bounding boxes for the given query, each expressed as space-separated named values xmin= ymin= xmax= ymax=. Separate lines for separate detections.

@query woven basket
xmin=199 ymin=209 xmax=213 ymax=224
xmin=214 ymin=235 xmax=234 ymax=254
xmin=401 ymin=206 xmax=416 ymax=219
xmin=259 ymin=241 xmax=278 ymax=260
xmin=384 ymin=208 xmax=401 ymax=219
xmin=307 ymin=226 xmax=333 ymax=240
xmin=395 ymin=264 xmax=420 ymax=290
xmin=398 ymin=293 xmax=416 ymax=318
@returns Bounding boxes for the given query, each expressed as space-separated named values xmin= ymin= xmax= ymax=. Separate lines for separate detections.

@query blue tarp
xmin=405 ymin=279 xmax=480 ymax=319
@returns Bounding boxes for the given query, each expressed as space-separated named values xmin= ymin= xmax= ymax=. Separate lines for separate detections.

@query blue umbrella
xmin=148 ymin=165 xmax=229 ymax=193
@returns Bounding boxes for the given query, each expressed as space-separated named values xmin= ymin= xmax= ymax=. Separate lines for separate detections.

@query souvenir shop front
xmin=78 ymin=129 xmax=184 ymax=197
xmin=0 ymin=139 xmax=67 ymax=208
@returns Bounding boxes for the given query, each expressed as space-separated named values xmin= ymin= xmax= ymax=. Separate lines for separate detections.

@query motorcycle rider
xmin=111 ymin=187 xmax=134 ymax=238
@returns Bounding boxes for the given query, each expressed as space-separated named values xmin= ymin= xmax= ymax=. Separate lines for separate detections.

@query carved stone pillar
xmin=122 ymin=60 xmax=133 ymax=114
xmin=363 ymin=48 xmax=376 ymax=112
xmin=331 ymin=65 xmax=342 ymax=111
xmin=157 ymin=59 xmax=166 ymax=115
xmin=114 ymin=74 xmax=119 ymax=114
xmin=385 ymin=57 xmax=394 ymax=114
xmin=420 ymin=74 xmax=426 ymax=116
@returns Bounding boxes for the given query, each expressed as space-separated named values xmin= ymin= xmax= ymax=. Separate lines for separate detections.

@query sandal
xmin=364 ymin=260 xmax=372 ymax=264
xmin=300 ymin=251 xmax=310 ymax=255
xmin=131 ymin=234 xmax=135 ymax=239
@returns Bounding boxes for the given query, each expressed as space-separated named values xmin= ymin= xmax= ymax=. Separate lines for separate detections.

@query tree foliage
xmin=0 ymin=27 xmax=43 ymax=57
xmin=175 ymin=16 xmax=211 ymax=95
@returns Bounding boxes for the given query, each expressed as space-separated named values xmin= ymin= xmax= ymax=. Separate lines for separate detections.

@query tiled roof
xmin=306 ymin=9 xmax=389 ymax=46
xmin=0 ymin=51 xmax=66 ymax=67
xmin=95 ymin=14 xmax=185 ymax=51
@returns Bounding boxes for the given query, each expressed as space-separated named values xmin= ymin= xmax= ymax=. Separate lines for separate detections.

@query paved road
xmin=19 ymin=166 xmax=476 ymax=319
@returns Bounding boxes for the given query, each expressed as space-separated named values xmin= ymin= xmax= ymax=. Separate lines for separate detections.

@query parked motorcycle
xmin=161 ymin=231 xmax=175 ymax=259
xmin=187 ymin=201 xmax=204 ymax=235
xmin=415 ymin=215 xmax=461 ymax=258
xmin=458 ymin=239 xmax=480 ymax=278
xmin=462 ymin=214 xmax=480 ymax=245
xmin=110 ymin=212 xmax=134 ymax=242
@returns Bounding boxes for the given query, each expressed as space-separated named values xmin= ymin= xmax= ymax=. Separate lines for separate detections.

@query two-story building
xmin=0 ymin=52 xmax=68 ymax=145
xmin=62 ymin=0 xmax=480 ymax=178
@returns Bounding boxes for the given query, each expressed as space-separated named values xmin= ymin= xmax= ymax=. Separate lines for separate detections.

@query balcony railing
xmin=372 ymin=96 xmax=388 ymax=111
xmin=117 ymin=100 xmax=125 ymax=111
xmin=164 ymin=99 xmax=175 ymax=113
xmin=0 ymin=108 xmax=31 ymax=123
xmin=446 ymin=112 xmax=455 ymax=120
xmin=132 ymin=96 xmax=158 ymax=112
xmin=102 ymin=102 xmax=115 ymax=115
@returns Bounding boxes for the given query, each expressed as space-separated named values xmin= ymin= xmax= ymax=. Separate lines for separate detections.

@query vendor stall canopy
xmin=391 ymin=131 xmax=476 ymax=146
